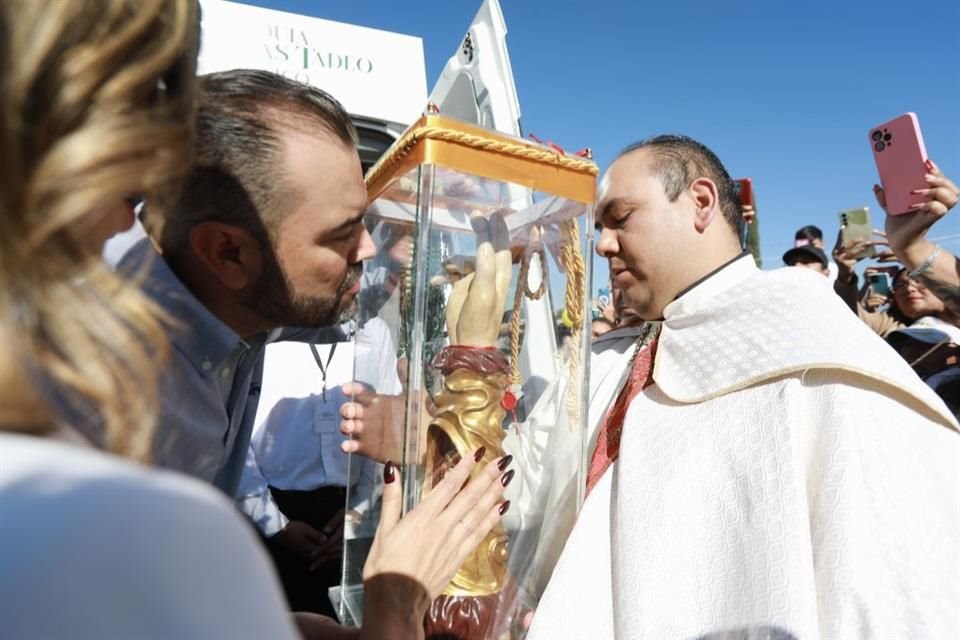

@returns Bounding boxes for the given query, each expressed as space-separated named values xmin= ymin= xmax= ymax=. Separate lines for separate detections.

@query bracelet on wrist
xmin=907 ymin=245 xmax=941 ymax=279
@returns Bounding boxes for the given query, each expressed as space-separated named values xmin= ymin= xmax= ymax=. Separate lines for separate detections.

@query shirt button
xmin=219 ymin=367 xmax=231 ymax=379
xmin=201 ymin=360 xmax=212 ymax=371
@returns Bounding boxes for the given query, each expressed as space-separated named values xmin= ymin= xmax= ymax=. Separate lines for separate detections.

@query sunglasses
xmin=893 ymin=277 xmax=926 ymax=293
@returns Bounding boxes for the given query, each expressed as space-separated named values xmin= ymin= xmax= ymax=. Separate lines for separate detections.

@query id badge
xmin=314 ymin=409 xmax=338 ymax=435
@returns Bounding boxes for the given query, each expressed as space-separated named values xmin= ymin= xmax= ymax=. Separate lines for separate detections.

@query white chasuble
xmin=531 ymin=256 xmax=958 ymax=640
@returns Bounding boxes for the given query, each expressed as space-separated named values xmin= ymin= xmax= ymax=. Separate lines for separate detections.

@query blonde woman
xmin=0 ymin=2 xmax=507 ymax=638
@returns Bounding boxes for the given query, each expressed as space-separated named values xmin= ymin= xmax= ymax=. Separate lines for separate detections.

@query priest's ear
xmin=188 ymin=222 xmax=264 ymax=292
xmin=688 ymin=177 xmax=720 ymax=234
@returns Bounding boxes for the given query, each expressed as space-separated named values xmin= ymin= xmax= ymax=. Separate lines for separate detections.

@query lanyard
xmin=309 ymin=343 xmax=337 ymax=402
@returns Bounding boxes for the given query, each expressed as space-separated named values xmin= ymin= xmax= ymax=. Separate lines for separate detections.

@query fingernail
xmin=910 ymin=189 xmax=924 ymax=195
xmin=925 ymin=159 xmax=934 ymax=171
xmin=473 ymin=446 xmax=486 ymax=462
xmin=499 ymin=500 xmax=511 ymax=515
xmin=383 ymin=461 xmax=396 ymax=484
xmin=873 ymin=184 xmax=881 ymax=191
xmin=497 ymin=455 xmax=513 ymax=471
xmin=501 ymin=469 xmax=515 ymax=487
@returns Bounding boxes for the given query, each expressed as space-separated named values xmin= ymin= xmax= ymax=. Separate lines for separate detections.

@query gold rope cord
xmin=505 ymin=219 xmax=585 ymax=426
xmin=559 ymin=218 xmax=586 ymax=428
xmin=366 ymin=125 xmax=599 ymax=193
xmin=508 ymin=247 xmax=548 ymax=386
xmin=398 ymin=263 xmax=413 ymax=357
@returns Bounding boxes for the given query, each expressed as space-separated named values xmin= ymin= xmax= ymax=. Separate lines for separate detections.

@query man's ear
xmin=688 ymin=177 xmax=720 ymax=234
xmin=187 ymin=222 xmax=263 ymax=292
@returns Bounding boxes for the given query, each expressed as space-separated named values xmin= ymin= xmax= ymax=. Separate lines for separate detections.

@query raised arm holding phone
xmin=866 ymin=113 xmax=959 ymax=318
xmin=875 ymin=159 xmax=960 ymax=316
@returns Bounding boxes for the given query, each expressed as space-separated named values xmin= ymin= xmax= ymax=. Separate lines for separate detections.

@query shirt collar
xmin=118 ymin=239 xmax=244 ymax=374
xmin=663 ymin=251 xmax=757 ymax=321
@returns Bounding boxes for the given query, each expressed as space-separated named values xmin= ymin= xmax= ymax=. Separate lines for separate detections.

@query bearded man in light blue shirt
xmin=116 ymin=70 xmax=375 ymax=548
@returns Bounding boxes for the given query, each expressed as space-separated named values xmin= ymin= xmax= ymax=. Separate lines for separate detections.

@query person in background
xmin=876 ymin=160 xmax=960 ymax=316
xmin=0 ymin=4 xmax=510 ymax=638
xmin=782 ymin=244 xmax=830 ymax=277
xmin=591 ymin=318 xmax=614 ymax=340
xmin=794 ymin=224 xmax=838 ymax=280
xmin=833 ymin=234 xmax=958 ymax=338
xmin=870 ymin=155 xmax=960 ymax=419
xmin=886 ymin=317 xmax=960 ymax=416
xmin=794 ymin=224 xmax=827 ymax=250
xmin=239 ymin=318 xmax=400 ymax=616
xmin=834 ymin=234 xmax=959 ymax=408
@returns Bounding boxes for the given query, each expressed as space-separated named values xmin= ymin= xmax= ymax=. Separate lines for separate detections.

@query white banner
xmin=198 ymin=0 xmax=427 ymax=125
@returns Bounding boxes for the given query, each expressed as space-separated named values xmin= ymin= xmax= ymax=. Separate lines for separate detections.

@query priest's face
xmin=595 ymin=149 xmax=694 ymax=320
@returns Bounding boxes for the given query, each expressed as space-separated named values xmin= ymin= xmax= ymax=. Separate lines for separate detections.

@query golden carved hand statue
xmin=424 ymin=211 xmax=513 ymax=608
xmin=445 ymin=211 xmax=514 ymax=347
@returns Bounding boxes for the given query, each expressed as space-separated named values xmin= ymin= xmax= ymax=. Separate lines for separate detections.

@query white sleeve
xmin=236 ymin=444 xmax=289 ymax=537
xmin=354 ymin=317 xmax=402 ymax=394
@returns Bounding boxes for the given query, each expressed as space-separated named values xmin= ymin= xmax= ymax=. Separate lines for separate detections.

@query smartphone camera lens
xmin=883 ymin=133 xmax=892 ymax=142
xmin=871 ymin=130 xmax=883 ymax=141
xmin=874 ymin=141 xmax=886 ymax=152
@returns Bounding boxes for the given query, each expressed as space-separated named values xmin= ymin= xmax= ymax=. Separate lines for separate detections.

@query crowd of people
xmin=1 ymin=1 xmax=958 ymax=639
xmin=776 ymin=184 xmax=959 ymax=415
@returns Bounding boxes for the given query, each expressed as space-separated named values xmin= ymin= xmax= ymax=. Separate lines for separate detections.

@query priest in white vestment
xmin=530 ymin=136 xmax=959 ymax=640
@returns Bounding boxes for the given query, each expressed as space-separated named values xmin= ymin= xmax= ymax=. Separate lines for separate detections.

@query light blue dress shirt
xmin=237 ymin=318 xmax=402 ymax=535
xmin=118 ymin=239 xmax=341 ymax=498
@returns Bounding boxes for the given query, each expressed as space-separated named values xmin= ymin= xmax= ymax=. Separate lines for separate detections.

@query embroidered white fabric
xmin=530 ymin=259 xmax=959 ymax=639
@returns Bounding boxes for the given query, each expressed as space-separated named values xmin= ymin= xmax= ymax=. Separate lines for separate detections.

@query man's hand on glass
xmin=339 ymin=382 xmax=403 ymax=464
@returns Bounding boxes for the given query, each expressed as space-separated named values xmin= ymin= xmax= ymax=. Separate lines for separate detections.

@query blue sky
xmin=247 ymin=0 xmax=959 ymax=292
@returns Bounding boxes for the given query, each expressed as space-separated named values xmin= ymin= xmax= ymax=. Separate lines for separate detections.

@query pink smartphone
xmin=868 ymin=113 xmax=929 ymax=216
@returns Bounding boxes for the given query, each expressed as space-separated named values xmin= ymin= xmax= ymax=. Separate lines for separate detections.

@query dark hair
xmin=161 ymin=69 xmax=358 ymax=256
xmin=794 ymin=225 xmax=823 ymax=242
xmin=617 ymin=134 xmax=742 ymax=233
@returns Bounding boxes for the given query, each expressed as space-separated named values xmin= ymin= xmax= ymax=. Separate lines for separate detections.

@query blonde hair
xmin=0 ymin=0 xmax=199 ymax=460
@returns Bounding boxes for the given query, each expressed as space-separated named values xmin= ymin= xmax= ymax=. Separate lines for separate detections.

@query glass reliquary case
xmin=340 ymin=113 xmax=596 ymax=639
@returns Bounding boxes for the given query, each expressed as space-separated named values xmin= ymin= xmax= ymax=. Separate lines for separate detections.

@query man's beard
xmin=246 ymin=250 xmax=361 ymax=328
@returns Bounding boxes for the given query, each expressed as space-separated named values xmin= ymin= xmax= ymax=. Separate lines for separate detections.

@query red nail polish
xmin=501 ymin=469 xmax=515 ymax=487
xmin=474 ymin=447 xmax=486 ymax=462
xmin=383 ymin=461 xmax=396 ymax=484
xmin=497 ymin=455 xmax=513 ymax=471
xmin=499 ymin=500 xmax=511 ymax=516
xmin=925 ymin=159 xmax=934 ymax=171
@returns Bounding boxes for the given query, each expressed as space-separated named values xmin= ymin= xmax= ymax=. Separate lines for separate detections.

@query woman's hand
xmin=877 ymin=159 xmax=958 ymax=255
xmin=363 ymin=453 xmax=509 ymax=597
xmin=360 ymin=454 xmax=510 ymax=639
xmin=831 ymin=229 xmax=883 ymax=283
